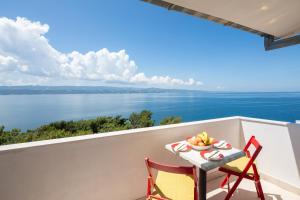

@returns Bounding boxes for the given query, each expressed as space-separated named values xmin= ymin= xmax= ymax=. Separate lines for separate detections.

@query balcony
xmin=0 ymin=116 xmax=299 ymax=200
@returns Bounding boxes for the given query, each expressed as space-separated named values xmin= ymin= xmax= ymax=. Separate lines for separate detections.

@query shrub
xmin=160 ymin=116 xmax=182 ymax=125
xmin=0 ymin=111 xmax=181 ymax=146
xmin=129 ymin=110 xmax=154 ymax=128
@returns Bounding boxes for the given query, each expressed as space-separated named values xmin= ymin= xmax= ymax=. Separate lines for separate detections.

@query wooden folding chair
xmin=219 ymin=136 xmax=264 ymax=200
xmin=145 ymin=157 xmax=198 ymax=200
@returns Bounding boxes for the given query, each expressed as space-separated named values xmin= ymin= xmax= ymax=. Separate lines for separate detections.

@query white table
xmin=165 ymin=141 xmax=245 ymax=200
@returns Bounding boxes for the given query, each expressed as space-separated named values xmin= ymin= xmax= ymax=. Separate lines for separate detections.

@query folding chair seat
xmin=145 ymin=158 xmax=198 ymax=200
xmin=219 ymin=136 xmax=264 ymax=200
xmin=222 ymin=156 xmax=254 ymax=176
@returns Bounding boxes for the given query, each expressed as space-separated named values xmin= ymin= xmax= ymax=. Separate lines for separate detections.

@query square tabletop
xmin=165 ymin=141 xmax=245 ymax=171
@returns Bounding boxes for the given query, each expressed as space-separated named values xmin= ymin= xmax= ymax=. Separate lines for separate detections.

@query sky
xmin=0 ymin=0 xmax=299 ymax=91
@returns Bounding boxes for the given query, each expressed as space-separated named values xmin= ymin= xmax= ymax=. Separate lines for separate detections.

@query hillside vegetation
xmin=0 ymin=110 xmax=181 ymax=145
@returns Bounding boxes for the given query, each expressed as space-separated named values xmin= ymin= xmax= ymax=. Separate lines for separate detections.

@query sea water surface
xmin=0 ymin=92 xmax=300 ymax=131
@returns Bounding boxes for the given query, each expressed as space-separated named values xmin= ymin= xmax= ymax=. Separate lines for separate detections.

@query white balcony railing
xmin=0 ymin=116 xmax=299 ymax=200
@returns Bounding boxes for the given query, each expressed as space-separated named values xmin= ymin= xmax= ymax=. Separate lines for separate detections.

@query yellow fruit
xmin=198 ymin=142 xmax=205 ymax=146
xmin=196 ymin=134 xmax=202 ymax=140
xmin=195 ymin=137 xmax=202 ymax=143
xmin=194 ymin=132 xmax=211 ymax=145
xmin=188 ymin=137 xmax=198 ymax=145
xmin=209 ymin=137 xmax=215 ymax=145
xmin=199 ymin=133 xmax=204 ymax=141
xmin=201 ymin=132 xmax=209 ymax=145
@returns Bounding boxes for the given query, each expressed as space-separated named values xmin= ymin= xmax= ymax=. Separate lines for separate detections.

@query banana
xmin=196 ymin=133 xmax=202 ymax=140
xmin=196 ymin=132 xmax=212 ymax=145
xmin=200 ymin=132 xmax=209 ymax=145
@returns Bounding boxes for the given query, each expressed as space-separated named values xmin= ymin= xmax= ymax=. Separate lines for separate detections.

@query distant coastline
xmin=0 ymin=86 xmax=206 ymax=95
xmin=1 ymin=86 xmax=300 ymax=95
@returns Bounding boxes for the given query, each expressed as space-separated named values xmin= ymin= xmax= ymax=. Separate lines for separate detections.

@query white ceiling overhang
xmin=143 ymin=0 xmax=300 ymax=50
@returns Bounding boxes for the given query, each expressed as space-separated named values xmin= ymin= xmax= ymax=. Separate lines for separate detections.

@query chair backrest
xmin=145 ymin=158 xmax=198 ymax=196
xmin=145 ymin=157 xmax=195 ymax=175
xmin=243 ymin=136 xmax=262 ymax=160
xmin=242 ymin=136 xmax=263 ymax=177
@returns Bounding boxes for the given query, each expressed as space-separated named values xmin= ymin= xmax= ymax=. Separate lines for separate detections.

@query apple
xmin=198 ymin=142 xmax=205 ymax=146
xmin=188 ymin=137 xmax=198 ymax=145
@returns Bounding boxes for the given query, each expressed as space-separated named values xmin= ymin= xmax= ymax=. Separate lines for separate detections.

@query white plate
xmin=172 ymin=142 xmax=191 ymax=152
xmin=190 ymin=144 xmax=211 ymax=151
xmin=201 ymin=150 xmax=224 ymax=161
xmin=213 ymin=140 xmax=232 ymax=149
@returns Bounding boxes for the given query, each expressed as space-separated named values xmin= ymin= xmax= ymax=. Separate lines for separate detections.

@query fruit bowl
xmin=186 ymin=132 xmax=214 ymax=151
xmin=189 ymin=143 xmax=211 ymax=151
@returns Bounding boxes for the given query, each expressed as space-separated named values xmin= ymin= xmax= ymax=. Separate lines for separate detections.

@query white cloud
xmin=0 ymin=17 xmax=203 ymax=88
xmin=130 ymin=73 xmax=202 ymax=86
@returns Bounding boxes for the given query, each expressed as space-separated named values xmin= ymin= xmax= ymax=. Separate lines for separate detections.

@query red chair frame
xmin=219 ymin=136 xmax=265 ymax=200
xmin=145 ymin=157 xmax=198 ymax=200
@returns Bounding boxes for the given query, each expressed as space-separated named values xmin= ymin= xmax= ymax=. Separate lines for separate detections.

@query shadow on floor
xmin=137 ymin=190 xmax=283 ymax=200
xmin=137 ymin=176 xmax=284 ymax=200
xmin=207 ymin=176 xmax=283 ymax=200
xmin=208 ymin=188 xmax=283 ymax=200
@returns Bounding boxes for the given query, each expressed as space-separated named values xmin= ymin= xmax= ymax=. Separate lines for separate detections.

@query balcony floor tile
xmin=207 ymin=176 xmax=300 ymax=200
xmin=137 ymin=176 xmax=300 ymax=200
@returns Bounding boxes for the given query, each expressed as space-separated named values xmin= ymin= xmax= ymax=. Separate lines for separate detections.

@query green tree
xmin=0 ymin=111 xmax=170 ymax=146
xmin=160 ymin=116 xmax=182 ymax=125
xmin=0 ymin=126 xmax=4 ymax=135
xmin=90 ymin=121 xmax=98 ymax=133
xmin=11 ymin=128 xmax=21 ymax=137
xmin=129 ymin=110 xmax=154 ymax=128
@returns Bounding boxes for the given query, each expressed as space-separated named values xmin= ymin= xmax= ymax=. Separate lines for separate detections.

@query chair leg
xmin=220 ymin=174 xmax=231 ymax=188
xmin=256 ymin=180 xmax=265 ymax=200
xmin=254 ymin=181 xmax=261 ymax=198
xmin=224 ymin=176 xmax=243 ymax=200
xmin=147 ymin=177 xmax=152 ymax=197
xmin=227 ymin=179 xmax=230 ymax=193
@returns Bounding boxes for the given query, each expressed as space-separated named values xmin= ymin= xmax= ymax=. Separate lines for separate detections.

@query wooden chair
xmin=145 ymin=157 xmax=198 ymax=200
xmin=219 ymin=136 xmax=264 ymax=200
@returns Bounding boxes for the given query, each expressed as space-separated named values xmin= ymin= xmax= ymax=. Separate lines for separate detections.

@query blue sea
xmin=0 ymin=92 xmax=300 ymax=131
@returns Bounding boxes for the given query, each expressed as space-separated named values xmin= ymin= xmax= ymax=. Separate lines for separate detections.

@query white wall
xmin=2 ymin=116 xmax=298 ymax=200
xmin=0 ymin=117 xmax=240 ymax=200
xmin=240 ymin=117 xmax=300 ymax=192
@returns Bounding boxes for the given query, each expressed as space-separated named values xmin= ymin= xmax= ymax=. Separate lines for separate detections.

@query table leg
xmin=199 ymin=168 xmax=207 ymax=200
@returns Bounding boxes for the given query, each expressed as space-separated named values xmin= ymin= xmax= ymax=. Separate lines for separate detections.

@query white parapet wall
xmin=239 ymin=117 xmax=300 ymax=195
xmin=0 ymin=116 xmax=299 ymax=200
xmin=0 ymin=117 xmax=240 ymax=200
